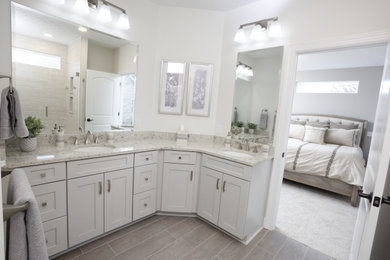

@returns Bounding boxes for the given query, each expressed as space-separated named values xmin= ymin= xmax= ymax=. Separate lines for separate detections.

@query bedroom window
xmin=12 ymin=47 xmax=61 ymax=70
xmin=296 ymin=81 xmax=359 ymax=94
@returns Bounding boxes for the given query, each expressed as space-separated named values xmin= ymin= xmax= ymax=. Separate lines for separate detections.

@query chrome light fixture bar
xmin=234 ymin=17 xmax=282 ymax=43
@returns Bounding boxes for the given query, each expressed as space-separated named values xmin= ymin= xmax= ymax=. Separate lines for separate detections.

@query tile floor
xmin=54 ymin=215 xmax=333 ymax=260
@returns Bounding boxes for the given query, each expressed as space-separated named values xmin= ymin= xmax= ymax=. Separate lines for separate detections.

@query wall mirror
xmin=231 ymin=46 xmax=283 ymax=144
xmin=11 ymin=2 xmax=138 ymax=134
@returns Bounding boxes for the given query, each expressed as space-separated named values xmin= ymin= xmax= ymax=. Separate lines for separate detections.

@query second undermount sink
xmin=222 ymin=151 xmax=254 ymax=159
xmin=74 ymin=145 xmax=115 ymax=153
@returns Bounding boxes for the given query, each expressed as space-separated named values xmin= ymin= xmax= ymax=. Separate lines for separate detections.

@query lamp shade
xmin=117 ymin=12 xmax=130 ymax=30
xmin=234 ymin=28 xmax=247 ymax=43
xmin=97 ymin=4 xmax=112 ymax=23
xmin=268 ymin=20 xmax=282 ymax=38
xmin=74 ymin=0 xmax=89 ymax=15
xmin=250 ymin=24 xmax=266 ymax=41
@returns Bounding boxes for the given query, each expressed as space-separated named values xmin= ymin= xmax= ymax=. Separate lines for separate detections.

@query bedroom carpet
xmin=276 ymin=180 xmax=358 ymax=260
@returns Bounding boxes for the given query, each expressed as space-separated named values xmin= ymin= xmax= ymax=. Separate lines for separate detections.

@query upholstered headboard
xmin=291 ymin=114 xmax=368 ymax=148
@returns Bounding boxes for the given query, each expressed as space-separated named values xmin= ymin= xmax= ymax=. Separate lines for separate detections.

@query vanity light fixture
xmin=43 ymin=33 xmax=53 ymax=38
xmin=117 ymin=12 xmax=130 ymax=30
xmin=74 ymin=0 xmax=90 ymax=15
xmin=234 ymin=17 xmax=281 ymax=43
xmin=97 ymin=2 xmax=112 ymax=23
xmin=48 ymin=0 xmax=65 ymax=4
xmin=236 ymin=62 xmax=253 ymax=80
xmin=78 ymin=26 xmax=88 ymax=32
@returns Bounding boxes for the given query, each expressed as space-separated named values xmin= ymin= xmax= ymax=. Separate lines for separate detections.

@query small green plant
xmin=247 ymin=123 xmax=257 ymax=129
xmin=24 ymin=116 xmax=44 ymax=138
xmin=234 ymin=121 xmax=244 ymax=128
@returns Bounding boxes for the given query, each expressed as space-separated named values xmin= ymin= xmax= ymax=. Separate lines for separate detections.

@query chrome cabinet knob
xmin=145 ymin=177 xmax=149 ymax=181
xmin=144 ymin=203 xmax=148 ymax=207
xmin=42 ymin=202 xmax=47 ymax=207
xmin=40 ymin=173 xmax=46 ymax=178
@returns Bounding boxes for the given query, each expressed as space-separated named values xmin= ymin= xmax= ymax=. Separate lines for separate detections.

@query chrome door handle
xmin=223 ymin=181 xmax=226 ymax=192
xmin=41 ymin=202 xmax=47 ymax=207
xmin=99 ymin=181 xmax=102 ymax=195
xmin=216 ymin=179 xmax=220 ymax=190
xmin=40 ymin=173 xmax=46 ymax=178
xmin=190 ymin=171 xmax=193 ymax=181
xmin=382 ymin=196 xmax=390 ymax=205
xmin=107 ymin=180 xmax=111 ymax=192
xmin=358 ymin=189 xmax=373 ymax=203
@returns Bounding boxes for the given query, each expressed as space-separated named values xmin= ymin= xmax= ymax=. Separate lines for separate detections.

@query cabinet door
xmin=68 ymin=174 xmax=104 ymax=247
xmin=197 ymin=167 xmax=223 ymax=225
xmin=105 ymin=168 xmax=133 ymax=232
xmin=162 ymin=164 xmax=196 ymax=213
xmin=218 ymin=174 xmax=250 ymax=239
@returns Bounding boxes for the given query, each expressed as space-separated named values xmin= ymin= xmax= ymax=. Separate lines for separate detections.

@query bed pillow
xmin=291 ymin=119 xmax=306 ymax=125
xmin=329 ymin=122 xmax=359 ymax=130
xmin=306 ymin=120 xmax=330 ymax=128
xmin=303 ymin=126 xmax=327 ymax=144
xmin=325 ymin=128 xmax=357 ymax=147
xmin=289 ymin=124 xmax=305 ymax=140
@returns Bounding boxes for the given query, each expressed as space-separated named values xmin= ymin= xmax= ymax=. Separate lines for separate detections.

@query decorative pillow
xmin=303 ymin=126 xmax=327 ymax=144
xmin=291 ymin=119 xmax=306 ymax=125
xmin=289 ymin=124 xmax=305 ymax=140
xmin=325 ymin=128 xmax=357 ymax=147
xmin=330 ymin=122 xmax=359 ymax=130
xmin=306 ymin=120 xmax=330 ymax=128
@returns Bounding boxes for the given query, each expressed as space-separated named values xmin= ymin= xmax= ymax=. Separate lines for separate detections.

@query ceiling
xmin=149 ymin=0 xmax=260 ymax=11
xmin=243 ymin=46 xmax=284 ymax=59
xmin=297 ymin=45 xmax=387 ymax=71
xmin=12 ymin=3 xmax=130 ymax=49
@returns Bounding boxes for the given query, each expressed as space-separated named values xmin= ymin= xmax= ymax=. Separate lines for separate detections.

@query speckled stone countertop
xmin=4 ymin=139 xmax=273 ymax=170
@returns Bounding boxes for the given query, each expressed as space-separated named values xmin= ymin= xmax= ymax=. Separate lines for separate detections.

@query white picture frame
xmin=159 ymin=60 xmax=187 ymax=115
xmin=186 ymin=63 xmax=213 ymax=117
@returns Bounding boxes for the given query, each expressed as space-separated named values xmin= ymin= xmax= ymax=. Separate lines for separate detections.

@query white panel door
xmin=162 ymin=164 xmax=196 ymax=213
xmin=104 ymin=168 xmax=133 ymax=232
xmin=218 ymin=174 xmax=250 ymax=239
xmin=86 ymin=69 xmax=121 ymax=132
xmin=68 ymin=174 xmax=104 ymax=247
xmin=197 ymin=167 xmax=223 ymax=225
xmin=351 ymin=43 xmax=390 ymax=260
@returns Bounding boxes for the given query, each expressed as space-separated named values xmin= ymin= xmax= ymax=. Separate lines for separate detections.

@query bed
xmin=284 ymin=114 xmax=367 ymax=206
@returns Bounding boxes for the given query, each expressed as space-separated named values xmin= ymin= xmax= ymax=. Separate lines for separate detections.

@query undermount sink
xmin=222 ymin=151 xmax=254 ymax=159
xmin=74 ymin=145 xmax=115 ymax=153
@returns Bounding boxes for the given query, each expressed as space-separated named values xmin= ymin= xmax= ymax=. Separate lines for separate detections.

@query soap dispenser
xmin=225 ymin=132 xmax=232 ymax=149
xmin=176 ymin=124 xmax=188 ymax=146
xmin=56 ymin=126 xmax=65 ymax=148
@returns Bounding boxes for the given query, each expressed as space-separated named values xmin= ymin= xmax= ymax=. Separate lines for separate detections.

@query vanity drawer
xmin=24 ymin=163 xmax=66 ymax=186
xmin=134 ymin=151 xmax=158 ymax=167
xmin=43 ymin=216 xmax=68 ymax=257
xmin=67 ymin=154 xmax=134 ymax=179
xmin=164 ymin=151 xmax=196 ymax=165
xmin=202 ymin=154 xmax=252 ymax=181
xmin=134 ymin=164 xmax=157 ymax=194
xmin=32 ymin=181 xmax=67 ymax=222
xmin=133 ymin=190 xmax=156 ymax=221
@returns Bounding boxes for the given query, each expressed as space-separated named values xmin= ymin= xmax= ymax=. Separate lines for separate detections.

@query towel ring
xmin=0 ymin=75 xmax=14 ymax=93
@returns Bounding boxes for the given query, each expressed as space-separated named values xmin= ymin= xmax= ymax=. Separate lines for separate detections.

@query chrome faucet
xmin=85 ymin=131 xmax=92 ymax=144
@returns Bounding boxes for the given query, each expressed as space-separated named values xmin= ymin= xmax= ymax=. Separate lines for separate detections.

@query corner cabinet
xmin=198 ymin=155 xmax=272 ymax=240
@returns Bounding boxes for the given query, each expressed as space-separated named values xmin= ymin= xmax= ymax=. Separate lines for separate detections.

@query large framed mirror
xmin=11 ymin=3 xmax=138 ymax=134
xmin=231 ymin=46 xmax=284 ymax=144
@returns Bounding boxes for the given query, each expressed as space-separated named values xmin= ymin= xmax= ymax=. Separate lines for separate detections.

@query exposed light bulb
xmin=234 ymin=28 xmax=247 ymax=43
xmin=268 ymin=20 xmax=282 ymax=38
xmin=117 ymin=12 xmax=130 ymax=30
xmin=74 ymin=0 xmax=90 ymax=15
xmin=250 ymin=24 xmax=266 ymax=41
xmin=247 ymin=68 xmax=254 ymax=77
xmin=97 ymin=3 xmax=112 ymax=23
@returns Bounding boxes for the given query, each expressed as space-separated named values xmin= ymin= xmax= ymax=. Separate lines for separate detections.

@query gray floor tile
xmin=148 ymin=239 xmax=193 ymax=260
xmin=166 ymin=217 xmax=203 ymax=239
xmin=303 ymin=247 xmax=332 ymax=260
xmin=274 ymin=238 xmax=307 ymax=260
xmin=181 ymin=223 xmax=218 ymax=247
xmin=54 ymin=248 xmax=83 ymax=260
xmin=245 ymin=245 xmax=274 ymax=260
xmin=73 ymin=245 xmax=115 ymax=260
xmin=257 ymin=230 xmax=288 ymax=254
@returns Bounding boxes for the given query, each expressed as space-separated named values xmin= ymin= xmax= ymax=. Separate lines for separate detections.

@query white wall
xmin=293 ymin=67 xmax=383 ymax=159
xmin=87 ymin=41 xmax=116 ymax=74
xmin=114 ymin=44 xmax=137 ymax=74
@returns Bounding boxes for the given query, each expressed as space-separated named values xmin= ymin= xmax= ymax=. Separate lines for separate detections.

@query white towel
xmin=0 ymin=87 xmax=29 ymax=139
xmin=7 ymin=169 xmax=48 ymax=260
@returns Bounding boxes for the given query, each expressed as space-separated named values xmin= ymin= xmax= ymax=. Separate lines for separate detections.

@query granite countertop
xmin=3 ymin=140 xmax=274 ymax=170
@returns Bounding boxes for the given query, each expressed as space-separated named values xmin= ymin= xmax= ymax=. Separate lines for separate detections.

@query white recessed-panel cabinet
xmin=162 ymin=163 xmax=196 ymax=213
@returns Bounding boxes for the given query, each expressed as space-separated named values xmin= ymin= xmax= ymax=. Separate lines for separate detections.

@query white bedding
xmin=285 ymin=138 xmax=366 ymax=186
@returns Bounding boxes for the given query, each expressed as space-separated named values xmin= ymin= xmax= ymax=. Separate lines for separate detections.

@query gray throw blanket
xmin=7 ymin=169 xmax=48 ymax=260
xmin=0 ymin=87 xmax=29 ymax=139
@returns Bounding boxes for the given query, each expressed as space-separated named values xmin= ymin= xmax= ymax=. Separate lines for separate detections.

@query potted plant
xmin=234 ymin=121 xmax=244 ymax=133
xmin=247 ymin=123 xmax=257 ymax=134
xmin=19 ymin=116 xmax=44 ymax=152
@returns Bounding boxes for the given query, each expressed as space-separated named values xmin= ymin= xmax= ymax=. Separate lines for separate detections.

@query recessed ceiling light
xmin=44 ymin=33 xmax=53 ymax=38
xmin=78 ymin=26 xmax=88 ymax=32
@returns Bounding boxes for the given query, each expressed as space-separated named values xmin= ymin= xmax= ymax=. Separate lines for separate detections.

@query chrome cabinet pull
xmin=99 ymin=181 xmax=102 ymax=195
xmin=42 ymin=202 xmax=47 ymax=207
xmin=144 ymin=203 xmax=148 ymax=207
xmin=178 ymin=156 xmax=182 ymax=160
xmin=190 ymin=171 xmax=193 ymax=181
xmin=108 ymin=180 xmax=111 ymax=192
xmin=216 ymin=179 xmax=220 ymax=190
xmin=146 ymin=157 xmax=149 ymax=161
xmin=223 ymin=181 xmax=226 ymax=192
xmin=145 ymin=177 xmax=149 ymax=181
xmin=40 ymin=173 xmax=46 ymax=178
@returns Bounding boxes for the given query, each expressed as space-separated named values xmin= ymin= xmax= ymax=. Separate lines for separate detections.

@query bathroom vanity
xmin=3 ymin=140 xmax=272 ymax=258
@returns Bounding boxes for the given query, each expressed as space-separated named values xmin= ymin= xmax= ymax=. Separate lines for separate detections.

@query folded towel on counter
xmin=7 ymin=169 xmax=48 ymax=260
xmin=0 ymin=87 xmax=29 ymax=139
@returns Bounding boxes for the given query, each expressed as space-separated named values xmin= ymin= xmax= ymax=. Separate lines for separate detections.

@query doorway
xmin=275 ymin=44 xmax=387 ymax=259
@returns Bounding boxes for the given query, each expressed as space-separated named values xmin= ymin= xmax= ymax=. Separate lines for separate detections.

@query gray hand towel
xmin=0 ymin=87 xmax=29 ymax=139
xmin=7 ymin=169 xmax=49 ymax=260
